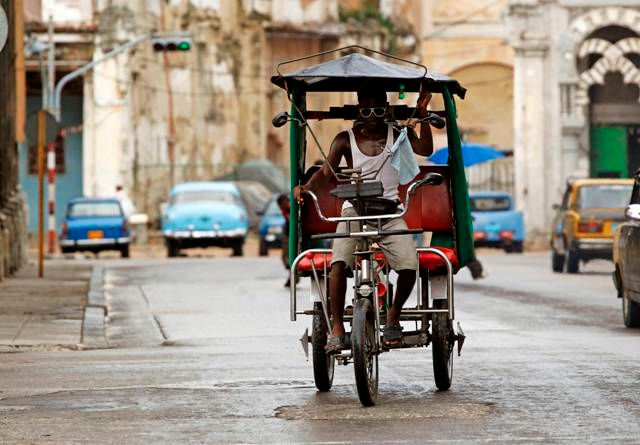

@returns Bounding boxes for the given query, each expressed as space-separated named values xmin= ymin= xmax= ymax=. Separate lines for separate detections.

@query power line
xmin=424 ymin=0 xmax=506 ymax=39
xmin=91 ymin=69 xmax=267 ymax=97
xmin=463 ymin=75 xmax=512 ymax=86
xmin=423 ymin=42 xmax=508 ymax=58
xmin=136 ymin=56 xmax=270 ymax=79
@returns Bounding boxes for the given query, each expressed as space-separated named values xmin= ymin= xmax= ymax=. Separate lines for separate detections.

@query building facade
xmin=0 ymin=0 xmax=28 ymax=277
xmin=82 ymin=0 xmax=418 ymax=221
xmin=507 ymin=1 xmax=640 ymax=244
xmin=421 ymin=0 xmax=514 ymax=152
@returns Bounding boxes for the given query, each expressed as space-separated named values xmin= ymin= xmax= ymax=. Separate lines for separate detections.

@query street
xmin=0 ymin=252 xmax=638 ymax=444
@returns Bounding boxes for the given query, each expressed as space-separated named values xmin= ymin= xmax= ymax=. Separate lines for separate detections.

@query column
xmin=513 ymin=45 xmax=549 ymax=246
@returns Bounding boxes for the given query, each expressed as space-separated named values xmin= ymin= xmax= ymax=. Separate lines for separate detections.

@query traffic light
xmin=152 ymin=38 xmax=192 ymax=52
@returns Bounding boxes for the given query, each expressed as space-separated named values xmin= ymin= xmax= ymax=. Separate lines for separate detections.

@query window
xmin=470 ymin=196 xmax=511 ymax=212
xmin=68 ymin=202 xmax=122 ymax=218
xmin=630 ymin=178 xmax=640 ymax=205
xmin=577 ymin=184 xmax=633 ymax=209
xmin=171 ymin=190 xmax=242 ymax=206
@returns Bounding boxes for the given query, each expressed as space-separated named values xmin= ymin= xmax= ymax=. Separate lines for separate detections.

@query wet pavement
xmin=0 ymin=252 xmax=638 ymax=443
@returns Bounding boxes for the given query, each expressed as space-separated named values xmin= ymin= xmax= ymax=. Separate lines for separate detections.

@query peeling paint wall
xmin=83 ymin=0 xmax=419 ymax=221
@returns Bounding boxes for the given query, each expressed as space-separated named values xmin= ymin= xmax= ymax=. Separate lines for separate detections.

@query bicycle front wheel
xmin=352 ymin=298 xmax=378 ymax=406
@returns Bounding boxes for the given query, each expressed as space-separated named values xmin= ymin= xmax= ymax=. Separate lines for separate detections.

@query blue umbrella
xmin=428 ymin=142 xmax=505 ymax=167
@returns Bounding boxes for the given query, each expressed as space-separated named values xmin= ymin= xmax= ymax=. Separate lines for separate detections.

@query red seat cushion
xmin=418 ymin=247 xmax=458 ymax=271
xmin=297 ymin=248 xmax=458 ymax=272
xmin=298 ymin=252 xmax=333 ymax=272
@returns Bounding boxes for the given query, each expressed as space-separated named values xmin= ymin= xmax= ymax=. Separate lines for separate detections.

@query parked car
xmin=613 ymin=172 xmax=640 ymax=328
xmin=470 ymin=191 xmax=524 ymax=253
xmin=258 ymin=194 xmax=286 ymax=256
xmin=162 ymin=182 xmax=249 ymax=257
xmin=551 ymin=178 xmax=634 ymax=273
xmin=234 ymin=180 xmax=273 ymax=233
xmin=59 ymin=197 xmax=131 ymax=258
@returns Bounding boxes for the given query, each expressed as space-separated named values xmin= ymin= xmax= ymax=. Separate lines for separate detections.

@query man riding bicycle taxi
xmin=293 ymin=86 xmax=434 ymax=352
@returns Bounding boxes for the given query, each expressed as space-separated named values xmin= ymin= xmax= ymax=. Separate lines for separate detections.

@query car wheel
xmin=259 ymin=238 xmax=268 ymax=256
xmin=566 ymin=248 xmax=580 ymax=274
xmin=120 ymin=245 xmax=130 ymax=258
xmin=232 ymin=241 xmax=244 ymax=257
xmin=622 ymin=289 xmax=640 ymax=328
xmin=551 ymin=250 xmax=565 ymax=273
xmin=167 ymin=240 xmax=179 ymax=258
xmin=511 ymin=241 xmax=524 ymax=253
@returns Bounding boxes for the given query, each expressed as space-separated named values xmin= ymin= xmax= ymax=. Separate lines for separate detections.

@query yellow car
xmin=551 ymin=178 xmax=634 ymax=273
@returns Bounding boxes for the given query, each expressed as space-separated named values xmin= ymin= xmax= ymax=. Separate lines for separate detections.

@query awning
xmin=271 ymin=52 xmax=466 ymax=98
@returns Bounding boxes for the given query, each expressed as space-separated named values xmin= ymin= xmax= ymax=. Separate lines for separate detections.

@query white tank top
xmin=343 ymin=124 xmax=400 ymax=211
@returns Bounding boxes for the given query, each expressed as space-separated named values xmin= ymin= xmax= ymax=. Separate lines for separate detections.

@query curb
xmin=79 ymin=266 xmax=109 ymax=349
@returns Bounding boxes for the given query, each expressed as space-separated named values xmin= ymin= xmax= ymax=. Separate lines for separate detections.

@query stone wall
xmin=0 ymin=191 xmax=29 ymax=280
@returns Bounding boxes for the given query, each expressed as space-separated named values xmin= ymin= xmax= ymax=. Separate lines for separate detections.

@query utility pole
xmin=46 ymin=15 xmax=56 ymax=254
xmin=37 ymin=111 xmax=45 ymax=277
xmin=47 ymin=15 xmax=54 ymax=110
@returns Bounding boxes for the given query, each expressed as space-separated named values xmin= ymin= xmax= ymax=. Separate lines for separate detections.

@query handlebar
xmin=302 ymin=172 xmax=443 ymax=224
xmin=420 ymin=113 xmax=446 ymax=129
xmin=311 ymin=228 xmax=423 ymax=240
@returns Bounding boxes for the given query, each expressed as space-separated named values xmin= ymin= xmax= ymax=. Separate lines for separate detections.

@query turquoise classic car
xmin=470 ymin=191 xmax=525 ymax=253
xmin=162 ymin=182 xmax=249 ymax=257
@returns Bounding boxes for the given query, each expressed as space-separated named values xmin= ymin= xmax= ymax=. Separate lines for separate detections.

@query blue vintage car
xmin=162 ymin=181 xmax=249 ymax=257
xmin=470 ymin=191 xmax=525 ymax=253
xmin=59 ymin=197 xmax=131 ymax=257
xmin=258 ymin=194 xmax=286 ymax=256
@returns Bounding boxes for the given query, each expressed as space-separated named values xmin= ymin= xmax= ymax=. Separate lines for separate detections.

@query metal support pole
xmin=47 ymin=17 xmax=56 ymax=254
xmin=37 ymin=111 xmax=46 ymax=278
xmin=47 ymin=15 xmax=54 ymax=112
xmin=47 ymin=140 xmax=56 ymax=254
xmin=52 ymin=34 xmax=152 ymax=121
xmin=52 ymin=31 xmax=190 ymax=121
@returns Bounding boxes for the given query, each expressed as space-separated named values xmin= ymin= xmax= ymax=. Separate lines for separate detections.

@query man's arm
xmin=293 ymin=131 xmax=349 ymax=202
xmin=407 ymin=121 xmax=433 ymax=156
xmin=407 ymin=92 xmax=434 ymax=157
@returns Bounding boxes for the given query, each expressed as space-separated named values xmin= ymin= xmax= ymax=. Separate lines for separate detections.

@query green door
xmin=590 ymin=126 xmax=628 ymax=178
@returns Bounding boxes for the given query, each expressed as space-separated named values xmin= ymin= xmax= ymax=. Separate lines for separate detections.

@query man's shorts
xmin=331 ymin=207 xmax=418 ymax=271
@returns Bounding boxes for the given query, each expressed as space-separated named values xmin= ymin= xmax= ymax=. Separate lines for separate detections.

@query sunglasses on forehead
xmin=358 ymin=106 xmax=387 ymax=118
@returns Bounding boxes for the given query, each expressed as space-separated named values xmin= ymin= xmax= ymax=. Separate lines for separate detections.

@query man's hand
xmin=417 ymin=92 xmax=432 ymax=118
xmin=293 ymin=185 xmax=306 ymax=204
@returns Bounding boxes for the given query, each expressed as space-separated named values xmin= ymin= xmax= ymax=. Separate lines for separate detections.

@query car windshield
xmin=578 ymin=185 xmax=633 ymax=209
xmin=470 ymin=197 xmax=511 ymax=212
xmin=265 ymin=199 xmax=283 ymax=217
xmin=69 ymin=202 xmax=122 ymax=218
xmin=172 ymin=190 xmax=241 ymax=206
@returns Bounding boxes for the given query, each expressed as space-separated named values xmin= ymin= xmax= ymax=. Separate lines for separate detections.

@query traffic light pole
xmin=52 ymin=34 xmax=150 ymax=121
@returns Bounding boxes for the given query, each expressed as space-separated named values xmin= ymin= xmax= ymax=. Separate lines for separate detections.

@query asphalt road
xmin=0 ymin=252 xmax=638 ymax=444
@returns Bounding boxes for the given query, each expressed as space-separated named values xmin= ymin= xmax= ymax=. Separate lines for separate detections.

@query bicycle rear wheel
xmin=432 ymin=298 xmax=453 ymax=390
xmin=312 ymin=302 xmax=335 ymax=391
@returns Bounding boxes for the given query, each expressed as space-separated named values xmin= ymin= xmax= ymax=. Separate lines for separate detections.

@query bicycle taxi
xmin=271 ymin=46 xmax=474 ymax=406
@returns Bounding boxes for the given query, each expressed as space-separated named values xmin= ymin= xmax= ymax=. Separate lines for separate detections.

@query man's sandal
xmin=325 ymin=335 xmax=347 ymax=354
xmin=382 ymin=324 xmax=403 ymax=347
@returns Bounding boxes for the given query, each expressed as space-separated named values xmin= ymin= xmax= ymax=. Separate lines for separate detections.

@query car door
xmin=625 ymin=176 xmax=640 ymax=293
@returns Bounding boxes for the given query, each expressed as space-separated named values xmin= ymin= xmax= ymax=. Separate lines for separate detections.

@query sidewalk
xmin=0 ymin=260 xmax=93 ymax=351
